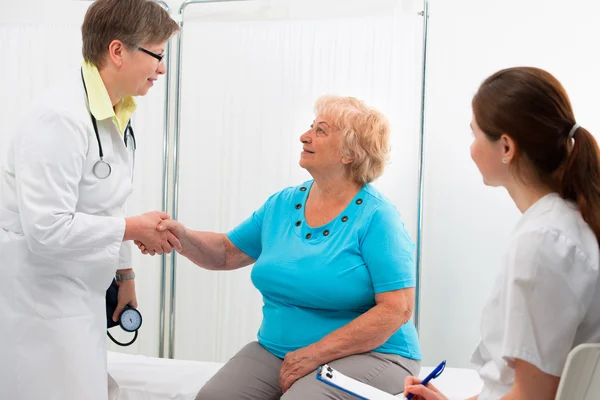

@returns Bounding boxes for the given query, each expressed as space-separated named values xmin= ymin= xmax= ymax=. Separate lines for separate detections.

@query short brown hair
xmin=82 ymin=0 xmax=179 ymax=67
xmin=473 ymin=67 xmax=600 ymax=244
xmin=315 ymin=96 xmax=390 ymax=184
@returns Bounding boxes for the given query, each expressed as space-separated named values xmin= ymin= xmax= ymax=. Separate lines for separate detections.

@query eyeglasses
xmin=137 ymin=46 xmax=164 ymax=63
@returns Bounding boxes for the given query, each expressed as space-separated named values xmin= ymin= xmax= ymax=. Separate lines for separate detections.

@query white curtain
xmin=0 ymin=2 xmax=170 ymax=357
xmin=174 ymin=0 xmax=424 ymax=362
xmin=420 ymin=0 xmax=600 ymax=368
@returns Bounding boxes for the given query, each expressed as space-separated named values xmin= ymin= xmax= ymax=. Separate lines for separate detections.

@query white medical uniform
xmin=472 ymin=193 xmax=600 ymax=399
xmin=0 ymin=71 xmax=134 ymax=400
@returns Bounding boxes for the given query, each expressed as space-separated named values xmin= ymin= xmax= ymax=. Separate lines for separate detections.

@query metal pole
xmin=179 ymin=0 xmax=252 ymax=14
xmin=414 ymin=0 xmax=430 ymax=333
xmin=155 ymin=0 xmax=169 ymax=11
xmin=155 ymin=0 xmax=171 ymax=359
xmin=169 ymin=16 xmax=183 ymax=362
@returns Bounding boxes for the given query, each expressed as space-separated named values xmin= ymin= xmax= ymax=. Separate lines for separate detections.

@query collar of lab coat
xmin=81 ymin=60 xmax=137 ymax=135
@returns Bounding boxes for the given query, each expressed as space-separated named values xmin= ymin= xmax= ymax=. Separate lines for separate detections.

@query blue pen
xmin=405 ymin=360 xmax=446 ymax=400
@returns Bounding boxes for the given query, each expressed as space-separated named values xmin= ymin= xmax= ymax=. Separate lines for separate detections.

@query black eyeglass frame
xmin=137 ymin=46 xmax=164 ymax=62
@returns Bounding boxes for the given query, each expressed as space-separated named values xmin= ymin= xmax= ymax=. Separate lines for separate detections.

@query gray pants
xmin=196 ymin=342 xmax=420 ymax=400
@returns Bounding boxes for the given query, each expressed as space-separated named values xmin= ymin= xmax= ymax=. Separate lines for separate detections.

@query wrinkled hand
xmin=112 ymin=278 xmax=138 ymax=322
xmin=135 ymin=219 xmax=187 ymax=256
xmin=131 ymin=211 xmax=181 ymax=255
xmin=279 ymin=346 xmax=322 ymax=393
xmin=403 ymin=376 xmax=448 ymax=400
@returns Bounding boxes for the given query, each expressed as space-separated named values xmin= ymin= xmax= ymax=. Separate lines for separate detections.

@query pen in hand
xmin=405 ymin=360 xmax=446 ymax=400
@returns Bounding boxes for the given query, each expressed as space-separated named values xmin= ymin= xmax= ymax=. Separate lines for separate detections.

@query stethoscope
xmin=81 ymin=69 xmax=136 ymax=179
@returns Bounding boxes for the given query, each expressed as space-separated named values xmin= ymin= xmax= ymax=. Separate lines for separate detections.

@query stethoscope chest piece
xmin=93 ymin=159 xmax=112 ymax=179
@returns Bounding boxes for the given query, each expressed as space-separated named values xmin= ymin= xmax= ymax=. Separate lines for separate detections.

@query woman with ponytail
xmin=404 ymin=67 xmax=600 ymax=400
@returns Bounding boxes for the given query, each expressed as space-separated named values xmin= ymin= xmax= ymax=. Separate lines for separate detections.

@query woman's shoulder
xmin=514 ymin=194 xmax=599 ymax=271
xmin=509 ymin=223 xmax=599 ymax=281
xmin=357 ymin=185 xmax=413 ymax=243
xmin=262 ymin=180 xmax=313 ymax=208
xmin=360 ymin=184 xmax=402 ymax=218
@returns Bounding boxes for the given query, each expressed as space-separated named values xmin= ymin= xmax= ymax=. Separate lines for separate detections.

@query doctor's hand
xmin=279 ymin=345 xmax=322 ymax=394
xmin=112 ymin=274 xmax=138 ymax=322
xmin=403 ymin=376 xmax=448 ymax=400
xmin=135 ymin=219 xmax=188 ymax=256
xmin=125 ymin=211 xmax=181 ymax=255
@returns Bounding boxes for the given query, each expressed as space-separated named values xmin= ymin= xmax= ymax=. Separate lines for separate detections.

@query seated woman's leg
xmin=280 ymin=352 xmax=420 ymax=400
xmin=196 ymin=341 xmax=283 ymax=400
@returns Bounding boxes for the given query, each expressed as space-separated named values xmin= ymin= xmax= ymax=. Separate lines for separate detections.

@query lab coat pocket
xmin=32 ymin=272 xmax=91 ymax=320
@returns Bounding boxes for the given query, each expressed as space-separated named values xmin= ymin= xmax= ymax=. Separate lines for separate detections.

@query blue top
xmin=227 ymin=180 xmax=422 ymax=360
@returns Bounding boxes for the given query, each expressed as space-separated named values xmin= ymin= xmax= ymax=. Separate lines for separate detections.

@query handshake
xmin=125 ymin=211 xmax=187 ymax=256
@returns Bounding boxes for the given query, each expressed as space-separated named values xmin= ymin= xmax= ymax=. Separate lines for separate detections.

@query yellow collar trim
xmin=81 ymin=61 xmax=137 ymax=135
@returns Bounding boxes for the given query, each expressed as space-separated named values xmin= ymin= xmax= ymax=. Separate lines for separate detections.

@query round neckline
xmin=291 ymin=181 xmax=367 ymax=242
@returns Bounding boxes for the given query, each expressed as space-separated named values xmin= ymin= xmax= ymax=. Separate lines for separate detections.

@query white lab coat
xmin=472 ymin=193 xmax=600 ymax=399
xmin=0 ymin=71 xmax=135 ymax=400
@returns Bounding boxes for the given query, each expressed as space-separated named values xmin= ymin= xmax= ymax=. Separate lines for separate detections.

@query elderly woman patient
xmin=139 ymin=96 xmax=421 ymax=399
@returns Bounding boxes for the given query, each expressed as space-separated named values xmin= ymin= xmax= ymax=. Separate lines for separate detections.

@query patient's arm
xmin=180 ymin=228 xmax=255 ymax=271
xmin=310 ymin=288 xmax=415 ymax=360
xmin=137 ymin=219 xmax=255 ymax=271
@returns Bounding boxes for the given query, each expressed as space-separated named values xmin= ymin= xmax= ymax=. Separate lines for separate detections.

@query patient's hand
xmin=135 ymin=219 xmax=187 ymax=255
xmin=403 ymin=376 xmax=448 ymax=400
xmin=279 ymin=346 xmax=322 ymax=393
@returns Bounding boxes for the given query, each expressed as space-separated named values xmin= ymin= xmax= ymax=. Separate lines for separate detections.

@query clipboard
xmin=316 ymin=364 xmax=404 ymax=400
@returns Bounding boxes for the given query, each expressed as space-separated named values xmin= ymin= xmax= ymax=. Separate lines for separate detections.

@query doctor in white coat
xmin=403 ymin=68 xmax=600 ymax=400
xmin=0 ymin=1 xmax=180 ymax=399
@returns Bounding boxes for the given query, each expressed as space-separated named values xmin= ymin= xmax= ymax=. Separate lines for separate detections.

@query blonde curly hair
xmin=315 ymin=95 xmax=390 ymax=184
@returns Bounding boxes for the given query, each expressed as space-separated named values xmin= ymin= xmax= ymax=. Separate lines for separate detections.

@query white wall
xmin=419 ymin=0 xmax=600 ymax=368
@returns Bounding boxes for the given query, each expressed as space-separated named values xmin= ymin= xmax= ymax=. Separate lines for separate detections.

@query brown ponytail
xmin=472 ymin=67 xmax=600 ymax=244
xmin=556 ymin=126 xmax=600 ymax=243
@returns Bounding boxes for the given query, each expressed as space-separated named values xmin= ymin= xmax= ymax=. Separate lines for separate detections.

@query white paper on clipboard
xmin=316 ymin=364 xmax=404 ymax=400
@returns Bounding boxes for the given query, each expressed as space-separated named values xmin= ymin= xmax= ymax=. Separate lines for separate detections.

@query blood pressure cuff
xmin=106 ymin=278 xmax=120 ymax=329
